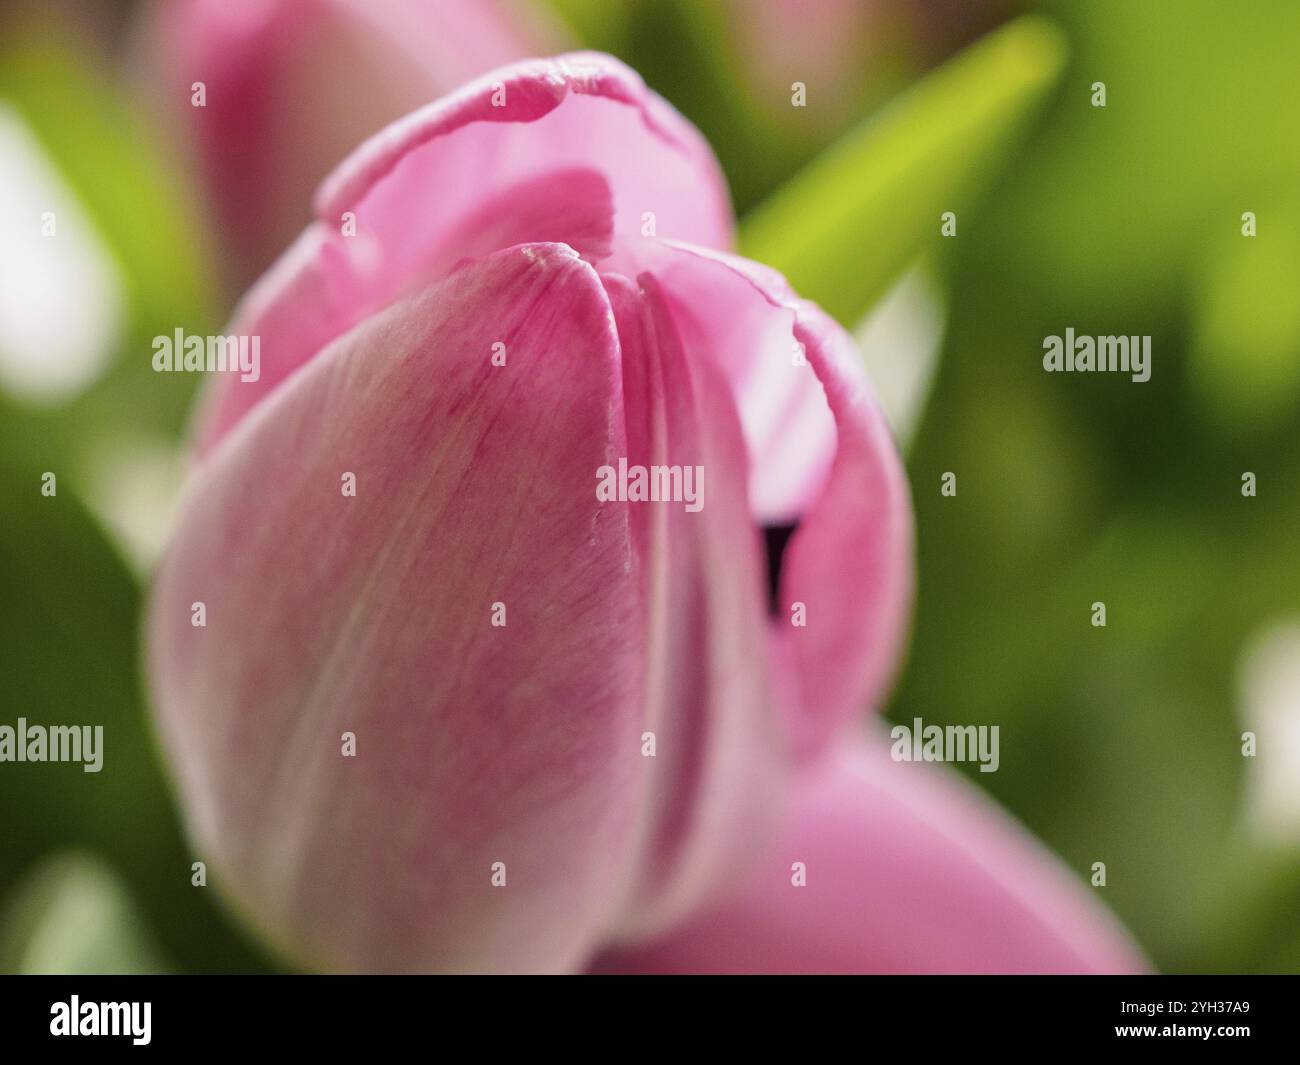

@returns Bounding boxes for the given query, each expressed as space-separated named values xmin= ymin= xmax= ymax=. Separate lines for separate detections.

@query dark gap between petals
xmin=762 ymin=522 xmax=799 ymax=618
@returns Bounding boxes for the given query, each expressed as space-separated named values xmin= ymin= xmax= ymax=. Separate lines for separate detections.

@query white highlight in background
xmin=855 ymin=265 xmax=945 ymax=452
xmin=1238 ymin=619 xmax=1300 ymax=846
xmin=0 ymin=103 xmax=126 ymax=405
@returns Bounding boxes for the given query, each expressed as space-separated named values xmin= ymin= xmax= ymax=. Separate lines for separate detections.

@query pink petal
xmin=140 ymin=0 xmax=562 ymax=285
xmin=195 ymin=51 xmax=733 ymax=454
xmin=593 ymin=734 xmax=1151 ymax=974
xmin=628 ymin=243 xmax=913 ymax=755
xmin=599 ymin=272 xmax=786 ymax=939
xmin=316 ymin=51 xmax=732 ymax=256
xmin=149 ymin=244 xmax=647 ymax=973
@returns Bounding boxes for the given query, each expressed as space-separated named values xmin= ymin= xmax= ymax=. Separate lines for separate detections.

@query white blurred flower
xmin=0 ymin=103 xmax=126 ymax=405
xmin=1238 ymin=619 xmax=1300 ymax=846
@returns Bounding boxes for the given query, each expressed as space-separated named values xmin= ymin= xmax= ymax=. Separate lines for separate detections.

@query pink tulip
xmin=139 ymin=0 xmax=565 ymax=286
xmin=148 ymin=52 xmax=1147 ymax=973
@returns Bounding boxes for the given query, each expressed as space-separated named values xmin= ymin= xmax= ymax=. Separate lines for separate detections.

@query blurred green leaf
xmin=996 ymin=0 xmax=1300 ymax=316
xmin=0 ymin=462 xmax=274 ymax=971
xmin=1 ymin=851 xmax=171 ymax=974
xmin=1189 ymin=198 xmax=1300 ymax=437
xmin=740 ymin=14 xmax=1067 ymax=325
